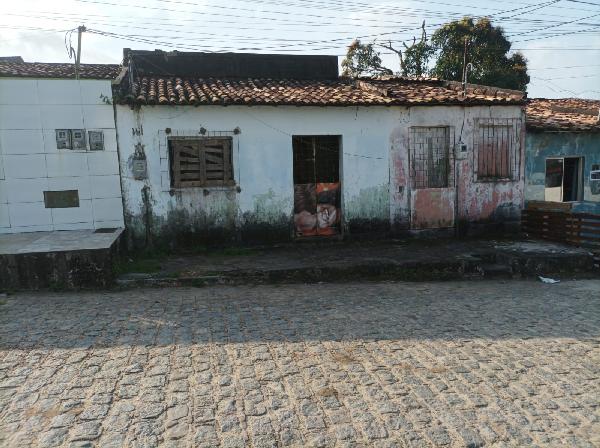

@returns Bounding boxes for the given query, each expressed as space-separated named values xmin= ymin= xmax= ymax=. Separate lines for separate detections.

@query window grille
xmin=409 ymin=126 xmax=453 ymax=189
xmin=474 ymin=118 xmax=521 ymax=181
xmin=169 ymin=137 xmax=234 ymax=188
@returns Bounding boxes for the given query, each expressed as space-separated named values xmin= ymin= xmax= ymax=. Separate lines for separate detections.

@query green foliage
xmin=395 ymin=22 xmax=435 ymax=77
xmin=342 ymin=17 xmax=529 ymax=91
xmin=401 ymin=37 xmax=434 ymax=78
xmin=341 ymin=40 xmax=393 ymax=78
xmin=114 ymin=257 xmax=163 ymax=275
xmin=430 ymin=17 xmax=529 ymax=91
xmin=99 ymin=93 xmax=112 ymax=105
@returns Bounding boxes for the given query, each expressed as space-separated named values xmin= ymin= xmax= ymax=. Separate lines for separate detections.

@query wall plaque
xmin=44 ymin=190 xmax=80 ymax=208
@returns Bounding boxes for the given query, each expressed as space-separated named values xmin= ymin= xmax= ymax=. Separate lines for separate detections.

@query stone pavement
xmin=1 ymin=280 xmax=600 ymax=447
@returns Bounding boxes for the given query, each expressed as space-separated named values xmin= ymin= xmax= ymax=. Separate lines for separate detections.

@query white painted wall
xmin=115 ymin=103 xmax=524 ymax=245
xmin=116 ymin=105 xmax=396 ymax=244
xmin=0 ymin=78 xmax=124 ymax=233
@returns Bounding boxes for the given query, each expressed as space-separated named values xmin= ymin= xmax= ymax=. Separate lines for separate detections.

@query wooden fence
xmin=522 ymin=209 xmax=600 ymax=265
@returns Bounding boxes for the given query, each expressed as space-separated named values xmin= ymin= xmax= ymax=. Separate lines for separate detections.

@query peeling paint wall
xmin=389 ymin=105 xmax=525 ymax=233
xmin=115 ymin=103 xmax=524 ymax=249
xmin=525 ymin=132 xmax=600 ymax=213
xmin=115 ymin=105 xmax=395 ymax=248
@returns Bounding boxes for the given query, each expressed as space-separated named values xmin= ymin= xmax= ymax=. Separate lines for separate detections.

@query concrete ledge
xmin=0 ymin=229 xmax=123 ymax=290
xmin=116 ymin=238 xmax=598 ymax=289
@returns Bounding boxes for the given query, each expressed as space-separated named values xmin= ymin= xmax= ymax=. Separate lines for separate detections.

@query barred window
xmin=409 ymin=126 xmax=453 ymax=189
xmin=474 ymin=118 xmax=521 ymax=181
xmin=169 ymin=137 xmax=234 ymax=188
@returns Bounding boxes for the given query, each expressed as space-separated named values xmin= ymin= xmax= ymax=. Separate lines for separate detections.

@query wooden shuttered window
xmin=170 ymin=137 xmax=234 ymax=188
xmin=474 ymin=118 xmax=521 ymax=181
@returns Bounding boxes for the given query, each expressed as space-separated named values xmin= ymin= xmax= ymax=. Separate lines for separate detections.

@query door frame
xmin=407 ymin=125 xmax=456 ymax=231
xmin=544 ymin=156 xmax=585 ymax=203
xmin=291 ymin=135 xmax=343 ymax=239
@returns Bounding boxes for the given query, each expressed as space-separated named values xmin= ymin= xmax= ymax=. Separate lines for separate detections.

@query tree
xmin=430 ymin=17 xmax=530 ymax=91
xmin=341 ymin=40 xmax=393 ymax=78
xmin=380 ymin=22 xmax=434 ymax=78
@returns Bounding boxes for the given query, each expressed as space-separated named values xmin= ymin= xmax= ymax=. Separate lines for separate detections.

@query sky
xmin=1 ymin=0 xmax=599 ymax=99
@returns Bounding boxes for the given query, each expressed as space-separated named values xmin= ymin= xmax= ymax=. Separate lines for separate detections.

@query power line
xmin=510 ymin=9 xmax=600 ymax=37
xmin=565 ymin=0 xmax=600 ymax=6
xmin=70 ymin=0 xmax=600 ymax=34
xmin=529 ymin=64 xmax=600 ymax=70
xmin=514 ymin=26 xmax=600 ymax=42
xmin=6 ymin=4 xmax=600 ymax=53
xmin=533 ymin=73 xmax=600 ymax=80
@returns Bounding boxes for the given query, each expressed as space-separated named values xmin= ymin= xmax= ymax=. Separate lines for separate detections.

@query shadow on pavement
xmin=1 ymin=280 xmax=599 ymax=349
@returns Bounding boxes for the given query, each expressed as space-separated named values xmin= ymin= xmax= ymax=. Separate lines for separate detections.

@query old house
xmin=0 ymin=61 xmax=125 ymax=233
xmin=525 ymin=99 xmax=600 ymax=213
xmin=113 ymin=50 xmax=526 ymax=249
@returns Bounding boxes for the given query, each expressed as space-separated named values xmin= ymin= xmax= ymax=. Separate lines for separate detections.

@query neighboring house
xmin=525 ymin=98 xmax=600 ymax=213
xmin=0 ymin=61 xmax=125 ymax=233
xmin=0 ymin=56 xmax=24 ymax=63
xmin=113 ymin=50 xmax=526 ymax=249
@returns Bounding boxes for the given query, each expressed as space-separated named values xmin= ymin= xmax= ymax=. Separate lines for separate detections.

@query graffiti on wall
xmin=294 ymin=182 xmax=340 ymax=236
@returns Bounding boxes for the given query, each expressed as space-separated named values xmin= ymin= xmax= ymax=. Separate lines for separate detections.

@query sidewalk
xmin=117 ymin=237 xmax=598 ymax=287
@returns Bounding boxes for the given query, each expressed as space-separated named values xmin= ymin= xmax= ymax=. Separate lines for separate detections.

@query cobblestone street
xmin=1 ymin=280 xmax=599 ymax=447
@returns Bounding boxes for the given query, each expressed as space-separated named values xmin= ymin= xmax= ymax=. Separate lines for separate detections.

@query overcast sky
xmin=1 ymin=0 xmax=599 ymax=99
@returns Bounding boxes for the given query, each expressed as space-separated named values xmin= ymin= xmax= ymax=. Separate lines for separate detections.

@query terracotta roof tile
xmin=0 ymin=62 xmax=121 ymax=79
xmin=527 ymin=98 xmax=600 ymax=132
xmin=118 ymin=76 xmax=525 ymax=107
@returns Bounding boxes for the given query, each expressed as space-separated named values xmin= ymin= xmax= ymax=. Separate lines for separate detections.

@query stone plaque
xmin=44 ymin=190 xmax=80 ymax=208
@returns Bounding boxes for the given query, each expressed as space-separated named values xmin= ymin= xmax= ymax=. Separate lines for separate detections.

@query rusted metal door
xmin=408 ymin=127 xmax=456 ymax=230
xmin=292 ymin=136 xmax=341 ymax=237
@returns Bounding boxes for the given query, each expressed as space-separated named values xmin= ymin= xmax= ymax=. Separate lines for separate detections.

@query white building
xmin=114 ymin=51 xmax=526 ymax=250
xmin=0 ymin=62 xmax=125 ymax=234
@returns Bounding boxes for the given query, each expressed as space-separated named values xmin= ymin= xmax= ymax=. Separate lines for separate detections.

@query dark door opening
xmin=292 ymin=136 xmax=341 ymax=237
xmin=545 ymin=157 xmax=584 ymax=202
xmin=563 ymin=157 xmax=581 ymax=202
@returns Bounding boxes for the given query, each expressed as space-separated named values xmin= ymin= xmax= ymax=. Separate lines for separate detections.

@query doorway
xmin=292 ymin=135 xmax=341 ymax=237
xmin=408 ymin=126 xmax=455 ymax=230
xmin=545 ymin=157 xmax=584 ymax=202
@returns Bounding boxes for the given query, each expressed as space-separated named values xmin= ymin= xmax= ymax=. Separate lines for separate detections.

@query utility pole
xmin=75 ymin=25 xmax=86 ymax=80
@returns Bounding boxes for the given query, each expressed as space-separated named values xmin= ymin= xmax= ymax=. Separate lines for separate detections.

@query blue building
xmin=525 ymin=98 xmax=600 ymax=214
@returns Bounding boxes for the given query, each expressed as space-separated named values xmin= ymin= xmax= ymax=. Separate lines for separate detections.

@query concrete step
xmin=479 ymin=263 xmax=513 ymax=278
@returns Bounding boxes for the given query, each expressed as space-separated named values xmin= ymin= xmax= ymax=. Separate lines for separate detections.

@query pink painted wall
xmin=389 ymin=105 xmax=525 ymax=231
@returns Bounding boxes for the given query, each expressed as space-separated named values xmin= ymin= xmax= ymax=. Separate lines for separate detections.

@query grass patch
xmin=167 ymin=246 xmax=256 ymax=257
xmin=217 ymin=247 xmax=256 ymax=256
xmin=114 ymin=257 xmax=163 ymax=275
xmin=190 ymin=278 xmax=210 ymax=287
xmin=48 ymin=280 xmax=67 ymax=292
xmin=114 ymin=245 xmax=256 ymax=277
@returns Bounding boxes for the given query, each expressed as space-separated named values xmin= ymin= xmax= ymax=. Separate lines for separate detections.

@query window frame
xmin=473 ymin=118 xmax=521 ymax=183
xmin=169 ymin=136 xmax=235 ymax=189
xmin=408 ymin=126 xmax=453 ymax=190
xmin=544 ymin=156 xmax=585 ymax=203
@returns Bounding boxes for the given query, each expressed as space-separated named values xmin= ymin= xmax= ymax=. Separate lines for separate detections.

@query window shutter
xmin=170 ymin=137 xmax=234 ymax=188
xmin=474 ymin=118 xmax=520 ymax=181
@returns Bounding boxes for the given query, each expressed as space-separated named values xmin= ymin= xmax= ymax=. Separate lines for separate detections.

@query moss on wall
xmin=344 ymin=184 xmax=391 ymax=235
